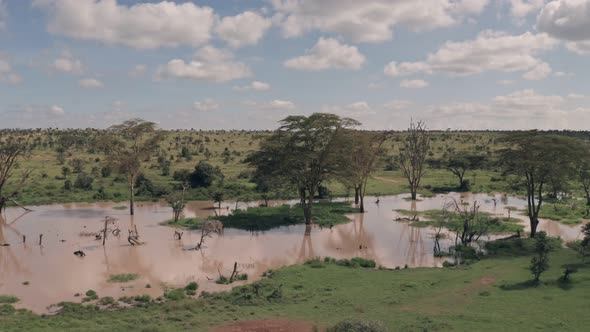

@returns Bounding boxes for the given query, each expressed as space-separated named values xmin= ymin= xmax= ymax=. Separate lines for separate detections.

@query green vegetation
xmin=1 ymin=242 xmax=590 ymax=331
xmin=216 ymin=202 xmax=359 ymax=231
xmin=538 ymin=203 xmax=587 ymax=225
xmin=161 ymin=202 xmax=360 ymax=232
xmin=395 ymin=209 xmax=524 ymax=233
xmin=107 ymin=274 xmax=139 ymax=283
xmin=0 ymin=296 xmax=19 ymax=304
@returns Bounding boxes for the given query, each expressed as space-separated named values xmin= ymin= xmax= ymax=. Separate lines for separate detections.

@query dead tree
xmin=173 ymin=230 xmax=183 ymax=240
xmin=0 ymin=140 xmax=33 ymax=211
xmin=192 ymin=220 xmax=223 ymax=250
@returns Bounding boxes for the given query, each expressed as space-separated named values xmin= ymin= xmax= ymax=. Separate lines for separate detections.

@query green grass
xmin=0 ymin=296 xmax=19 ymax=304
xmin=216 ymin=202 xmax=359 ymax=231
xmin=538 ymin=202 xmax=588 ymax=224
xmin=161 ymin=218 xmax=204 ymax=229
xmin=107 ymin=274 xmax=139 ymax=283
xmin=395 ymin=209 xmax=524 ymax=233
xmin=1 ymin=242 xmax=590 ymax=331
xmin=111 ymin=205 xmax=127 ymax=210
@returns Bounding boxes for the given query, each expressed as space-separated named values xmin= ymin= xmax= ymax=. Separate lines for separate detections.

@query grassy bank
xmin=395 ymin=209 xmax=524 ymax=233
xmin=1 ymin=241 xmax=588 ymax=331
xmin=164 ymin=202 xmax=359 ymax=231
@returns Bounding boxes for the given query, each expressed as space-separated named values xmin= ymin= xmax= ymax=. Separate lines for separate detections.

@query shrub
xmin=74 ymin=173 xmax=94 ymax=191
xmin=530 ymin=232 xmax=552 ymax=283
xmin=327 ymin=319 xmax=388 ymax=332
xmin=100 ymin=166 xmax=112 ymax=177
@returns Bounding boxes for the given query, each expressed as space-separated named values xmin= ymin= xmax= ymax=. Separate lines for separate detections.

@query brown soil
xmin=211 ymin=319 xmax=315 ymax=332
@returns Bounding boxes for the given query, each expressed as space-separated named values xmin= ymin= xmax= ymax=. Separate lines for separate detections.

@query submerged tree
xmin=0 ymin=140 xmax=33 ymax=211
xmin=500 ymin=132 xmax=583 ymax=237
xmin=397 ymin=121 xmax=431 ymax=200
xmin=96 ymin=119 xmax=163 ymax=215
xmin=247 ymin=113 xmax=359 ymax=225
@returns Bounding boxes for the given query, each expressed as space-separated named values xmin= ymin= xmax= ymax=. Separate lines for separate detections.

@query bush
xmin=530 ymin=232 xmax=552 ymax=283
xmin=327 ymin=319 xmax=388 ymax=332
xmin=190 ymin=161 xmax=221 ymax=188
xmin=63 ymin=179 xmax=72 ymax=191
xmin=74 ymin=173 xmax=94 ymax=190
xmin=101 ymin=166 xmax=112 ymax=177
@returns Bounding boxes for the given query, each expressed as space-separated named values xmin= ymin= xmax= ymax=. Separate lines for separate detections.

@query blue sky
xmin=1 ymin=0 xmax=589 ymax=130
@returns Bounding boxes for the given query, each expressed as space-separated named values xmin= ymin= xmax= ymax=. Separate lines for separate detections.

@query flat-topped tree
xmin=96 ymin=119 xmax=163 ymax=215
xmin=500 ymin=131 xmax=584 ymax=237
xmin=246 ymin=113 xmax=359 ymax=225
xmin=0 ymin=140 xmax=33 ymax=211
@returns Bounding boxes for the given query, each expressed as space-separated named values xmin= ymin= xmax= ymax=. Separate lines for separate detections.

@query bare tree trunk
xmin=530 ymin=216 xmax=539 ymax=238
xmin=354 ymin=186 xmax=360 ymax=205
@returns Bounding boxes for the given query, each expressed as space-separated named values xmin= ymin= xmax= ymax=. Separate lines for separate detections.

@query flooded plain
xmin=0 ymin=193 xmax=585 ymax=313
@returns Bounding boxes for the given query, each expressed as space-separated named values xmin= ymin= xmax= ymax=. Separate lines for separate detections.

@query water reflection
xmin=0 ymin=193 xmax=586 ymax=313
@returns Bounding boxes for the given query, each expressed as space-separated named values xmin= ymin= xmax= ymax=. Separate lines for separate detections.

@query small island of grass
xmin=164 ymin=202 xmax=359 ymax=232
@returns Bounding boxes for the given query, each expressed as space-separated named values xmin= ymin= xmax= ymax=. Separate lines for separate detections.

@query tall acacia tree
xmin=247 ymin=113 xmax=359 ymax=225
xmin=0 ymin=140 xmax=33 ymax=211
xmin=500 ymin=132 xmax=583 ymax=237
xmin=96 ymin=119 xmax=163 ymax=215
xmin=338 ymin=131 xmax=389 ymax=212
xmin=397 ymin=120 xmax=431 ymax=200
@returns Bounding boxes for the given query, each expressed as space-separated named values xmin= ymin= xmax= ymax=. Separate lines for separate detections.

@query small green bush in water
xmin=108 ymin=274 xmax=139 ymax=283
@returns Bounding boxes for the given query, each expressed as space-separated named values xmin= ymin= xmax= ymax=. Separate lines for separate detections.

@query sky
xmin=0 ymin=0 xmax=590 ymax=130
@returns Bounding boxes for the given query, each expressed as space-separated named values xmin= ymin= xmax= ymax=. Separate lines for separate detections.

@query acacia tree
xmin=96 ymin=119 xmax=162 ymax=215
xmin=500 ymin=132 xmax=583 ymax=237
xmin=247 ymin=113 xmax=358 ymax=225
xmin=338 ymin=131 xmax=388 ymax=212
xmin=0 ymin=140 xmax=33 ymax=211
xmin=445 ymin=153 xmax=485 ymax=190
xmin=397 ymin=121 xmax=431 ymax=200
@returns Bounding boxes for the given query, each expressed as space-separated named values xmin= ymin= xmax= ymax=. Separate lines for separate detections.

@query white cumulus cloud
xmin=271 ymin=0 xmax=488 ymax=43
xmin=284 ymin=37 xmax=366 ymax=71
xmin=234 ymin=81 xmax=271 ymax=91
xmin=156 ymin=46 xmax=251 ymax=82
xmin=33 ymin=0 xmax=215 ymax=49
xmin=384 ymin=30 xmax=556 ymax=80
xmin=216 ymin=11 xmax=272 ymax=48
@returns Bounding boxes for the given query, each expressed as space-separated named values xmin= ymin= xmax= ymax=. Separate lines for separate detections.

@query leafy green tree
xmin=500 ymin=132 xmax=584 ymax=237
xmin=246 ymin=113 xmax=359 ymax=224
xmin=190 ymin=161 xmax=220 ymax=188
xmin=95 ymin=118 xmax=163 ymax=215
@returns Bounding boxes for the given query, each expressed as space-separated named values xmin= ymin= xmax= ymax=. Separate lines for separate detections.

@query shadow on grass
xmin=499 ymin=280 xmax=538 ymax=291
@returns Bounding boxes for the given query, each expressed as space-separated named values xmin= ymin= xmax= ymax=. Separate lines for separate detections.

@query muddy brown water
xmin=0 ymin=193 xmax=585 ymax=313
